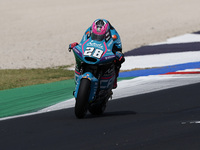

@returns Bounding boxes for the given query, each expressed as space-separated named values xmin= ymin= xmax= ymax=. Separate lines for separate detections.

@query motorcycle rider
xmin=69 ymin=19 xmax=125 ymax=88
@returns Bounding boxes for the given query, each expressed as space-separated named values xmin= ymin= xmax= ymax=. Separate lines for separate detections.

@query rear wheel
xmin=75 ymin=79 xmax=91 ymax=119
xmin=88 ymin=91 xmax=112 ymax=115
xmin=88 ymin=102 xmax=106 ymax=115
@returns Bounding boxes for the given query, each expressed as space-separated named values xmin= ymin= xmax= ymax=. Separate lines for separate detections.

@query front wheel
xmin=75 ymin=78 xmax=91 ymax=119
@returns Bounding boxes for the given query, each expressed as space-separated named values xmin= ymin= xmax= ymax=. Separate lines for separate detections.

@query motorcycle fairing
xmin=73 ymin=38 xmax=116 ymax=65
xmin=72 ymin=36 xmax=116 ymax=103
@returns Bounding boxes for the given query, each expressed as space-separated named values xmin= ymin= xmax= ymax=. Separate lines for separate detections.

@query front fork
xmin=74 ymin=72 xmax=99 ymax=103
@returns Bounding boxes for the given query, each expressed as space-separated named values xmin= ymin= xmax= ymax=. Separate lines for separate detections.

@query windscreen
xmin=91 ymin=33 xmax=105 ymax=41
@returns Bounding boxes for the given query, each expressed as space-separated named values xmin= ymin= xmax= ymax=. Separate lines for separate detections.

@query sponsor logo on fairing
xmin=108 ymin=40 xmax=113 ymax=47
xmin=74 ymin=47 xmax=80 ymax=54
xmin=87 ymin=42 xmax=104 ymax=49
xmin=105 ymin=55 xmax=115 ymax=60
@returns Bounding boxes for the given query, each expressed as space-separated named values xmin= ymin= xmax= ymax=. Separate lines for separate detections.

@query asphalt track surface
xmin=124 ymin=42 xmax=200 ymax=56
xmin=1 ymin=82 xmax=200 ymax=150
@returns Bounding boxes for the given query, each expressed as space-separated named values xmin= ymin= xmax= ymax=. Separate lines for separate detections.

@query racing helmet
xmin=91 ymin=19 xmax=110 ymax=41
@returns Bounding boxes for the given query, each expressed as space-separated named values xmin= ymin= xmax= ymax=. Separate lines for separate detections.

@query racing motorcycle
xmin=69 ymin=38 xmax=118 ymax=118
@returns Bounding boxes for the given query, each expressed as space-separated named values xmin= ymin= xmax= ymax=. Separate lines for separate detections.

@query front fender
xmin=74 ymin=72 xmax=98 ymax=102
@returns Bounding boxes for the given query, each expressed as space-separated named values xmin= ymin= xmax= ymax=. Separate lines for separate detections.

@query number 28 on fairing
xmin=84 ymin=47 xmax=104 ymax=59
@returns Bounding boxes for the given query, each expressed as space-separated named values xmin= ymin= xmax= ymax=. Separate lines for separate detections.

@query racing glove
xmin=115 ymin=51 xmax=125 ymax=64
xmin=69 ymin=42 xmax=78 ymax=51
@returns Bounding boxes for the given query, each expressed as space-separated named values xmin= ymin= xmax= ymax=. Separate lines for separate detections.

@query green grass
xmin=0 ymin=66 xmax=74 ymax=90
